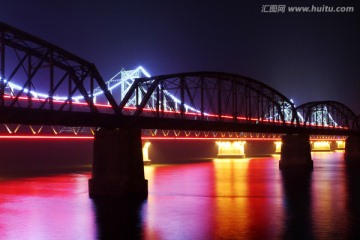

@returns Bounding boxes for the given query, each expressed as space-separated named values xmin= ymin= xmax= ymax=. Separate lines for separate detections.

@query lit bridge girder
xmin=296 ymin=101 xmax=359 ymax=131
xmin=0 ymin=21 xmax=119 ymax=114
xmin=119 ymin=72 xmax=299 ymax=126
xmin=0 ymin=22 xmax=359 ymax=137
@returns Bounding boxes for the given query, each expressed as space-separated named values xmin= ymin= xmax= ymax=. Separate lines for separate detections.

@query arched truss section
xmin=119 ymin=72 xmax=298 ymax=126
xmin=0 ymin=22 xmax=119 ymax=114
xmin=296 ymin=101 xmax=358 ymax=131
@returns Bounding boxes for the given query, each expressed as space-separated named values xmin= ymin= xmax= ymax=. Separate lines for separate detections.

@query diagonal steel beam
xmin=133 ymin=78 xmax=161 ymax=116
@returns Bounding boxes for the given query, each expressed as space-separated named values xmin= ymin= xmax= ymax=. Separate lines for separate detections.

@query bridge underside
xmin=0 ymin=106 xmax=355 ymax=136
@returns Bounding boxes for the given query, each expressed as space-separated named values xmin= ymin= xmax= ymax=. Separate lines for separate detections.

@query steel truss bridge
xmin=0 ymin=22 xmax=359 ymax=138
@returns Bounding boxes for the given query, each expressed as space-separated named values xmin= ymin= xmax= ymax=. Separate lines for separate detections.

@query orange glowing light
xmin=274 ymin=141 xmax=282 ymax=153
xmin=0 ymin=135 xmax=94 ymax=140
xmin=216 ymin=141 xmax=246 ymax=156
xmin=336 ymin=140 xmax=346 ymax=149
xmin=141 ymin=137 xmax=281 ymax=141
xmin=142 ymin=142 xmax=151 ymax=162
xmin=312 ymin=141 xmax=331 ymax=151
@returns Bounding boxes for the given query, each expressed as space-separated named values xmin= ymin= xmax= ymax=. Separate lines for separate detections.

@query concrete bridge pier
xmin=279 ymin=134 xmax=313 ymax=169
xmin=89 ymin=128 xmax=148 ymax=198
xmin=345 ymin=136 xmax=360 ymax=164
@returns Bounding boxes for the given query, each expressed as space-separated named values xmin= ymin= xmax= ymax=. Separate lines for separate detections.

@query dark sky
xmin=1 ymin=0 xmax=360 ymax=112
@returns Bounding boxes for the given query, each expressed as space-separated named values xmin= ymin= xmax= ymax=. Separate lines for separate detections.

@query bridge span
xmin=1 ymin=22 xmax=360 ymax=198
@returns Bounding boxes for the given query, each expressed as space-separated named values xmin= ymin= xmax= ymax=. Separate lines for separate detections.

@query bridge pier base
xmin=279 ymin=134 xmax=313 ymax=169
xmin=345 ymin=136 xmax=360 ymax=165
xmin=89 ymin=128 xmax=148 ymax=198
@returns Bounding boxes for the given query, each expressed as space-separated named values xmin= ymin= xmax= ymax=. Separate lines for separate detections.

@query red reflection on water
xmin=143 ymin=158 xmax=284 ymax=239
xmin=0 ymin=173 xmax=96 ymax=240
xmin=0 ymin=152 xmax=353 ymax=239
xmin=143 ymin=163 xmax=216 ymax=239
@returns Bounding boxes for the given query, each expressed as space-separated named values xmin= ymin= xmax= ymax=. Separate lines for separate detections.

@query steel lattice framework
xmin=0 ymin=22 xmax=358 ymax=136
xmin=0 ymin=21 xmax=119 ymax=114
xmin=119 ymin=72 xmax=299 ymax=126
xmin=296 ymin=101 xmax=359 ymax=131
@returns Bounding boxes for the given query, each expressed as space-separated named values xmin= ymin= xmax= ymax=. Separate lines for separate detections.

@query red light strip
xmin=3 ymin=95 xmax=348 ymax=130
xmin=0 ymin=135 xmax=345 ymax=141
xmin=142 ymin=137 xmax=345 ymax=141
xmin=0 ymin=135 xmax=94 ymax=140
xmin=141 ymin=137 xmax=281 ymax=141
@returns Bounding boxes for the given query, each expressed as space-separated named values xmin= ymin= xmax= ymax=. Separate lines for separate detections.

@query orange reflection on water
xmin=143 ymin=158 xmax=284 ymax=239
xmin=213 ymin=158 xmax=284 ymax=239
xmin=213 ymin=159 xmax=250 ymax=238
xmin=311 ymin=152 xmax=349 ymax=239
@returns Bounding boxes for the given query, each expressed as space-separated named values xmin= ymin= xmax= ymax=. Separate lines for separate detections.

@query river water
xmin=1 ymin=151 xmax=360 ymax=239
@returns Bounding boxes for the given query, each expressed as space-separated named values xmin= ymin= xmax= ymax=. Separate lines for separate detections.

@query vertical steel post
xmin=90 ymin=74 xmax=94 ymax=112
xmin=232 ymin=79 xmax=237 ymax=122
xmin=200 ymin=76 xmax=204 ymax=121
xmin=261 ymin=93 xmax=264 ymax=124
xmin=281 ymin=101 xmax=285 ymax=124
xmin=321 ymin=104 xmax=324 ymax=127
xmin=180 ymin=76 xmax=185 ymax=119
xmin=0 ymin=30 xmax=5 ymax=106
xmin=135 ymin=82 xmax=139 ymax=109
xmin=160 ymin=80 xmax=164 ymax=117
xmin=248 ymin=87 xmax=252 ymax=123
xmin=217 ymin=78 xmax=222 ymax=121
xmin=156 ymin=82 xmax=160 ymax=117
xmin=27 ymin=55 xmax=32 ymax=108
xmin=245 ymin=85 xmax=248 ymax=122
xmin=256 ymin=91 xmax=260 ymax=122
xmin=49 ymin=50 xmax=54 ymax=110
xmin=68 ymin=71 xmax=72 ymax=111
xmin=272 ymin=94 xmax=275 ymax=123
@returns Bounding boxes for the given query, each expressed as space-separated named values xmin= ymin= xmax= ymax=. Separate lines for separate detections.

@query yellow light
xmin=216 ymin=141 xmax=246 ymax=157
xmin=312 ymin=141 xmax=331 ymax=151
xmin=336 ymin=140 xmax=346 ymax=149
xmin=274 ymin=141 xmax=282 ymax=153
xmin=142 ymin=142 xmax=151 ymax=162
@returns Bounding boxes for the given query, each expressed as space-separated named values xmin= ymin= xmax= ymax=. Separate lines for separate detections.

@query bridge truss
xmin=296 ymin=101 xmax=359 ymax=131
xmin=0 ymin=22 xmax=119 ymax=114
xmin=0 ymin=22 xmax=358 ymax=136
xmin=119 ymin=72 xmax=298 ymax=125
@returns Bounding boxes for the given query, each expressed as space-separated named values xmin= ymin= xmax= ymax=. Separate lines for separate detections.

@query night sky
xmin=1 ymin=0 xmax=359 ymax=112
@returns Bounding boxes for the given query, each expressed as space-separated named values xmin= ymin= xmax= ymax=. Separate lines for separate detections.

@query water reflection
xmin=0 ymin=173 xmax=96 ymax=240
xmin=143 ymin=159 xmax=284 ymax=239
xmin=143 ymin=163 xmax=216 ymax=240
xmin=312 ymin=152 xmax=349 ymax=239
xmin=92 ymin=197 xmax=146 ymax=239
xmin=281 ymin=168 xmax=314 ymax=240
xmin=213 ymin=158 xmax=284 ymax=239
xmin=345 ymin=166 xmax=360 ymax=239
xmin=0 ymin=152 xmax=359 ymax=239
